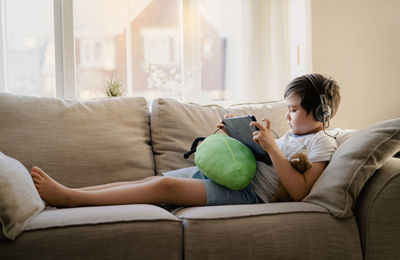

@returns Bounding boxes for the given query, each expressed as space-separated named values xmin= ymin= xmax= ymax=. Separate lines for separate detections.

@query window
xmin=0 ymin=0 xmax=311 ymax=104
xmin=128 ymin=0 xmax=181 ymax=100
xmin=198 ymin=0 xmax=240 ymax=102
xmin=74 ymin=0 xmax=128 ymax=99
xmin=288 ymin=0 xmax=311 ymax=79
xmin=74 ymin=0 xmax=182 ymax=100
xmin=0 ymin=0 xmax=55 ymax=97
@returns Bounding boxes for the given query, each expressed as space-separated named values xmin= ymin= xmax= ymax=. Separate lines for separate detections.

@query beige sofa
xmin=1 ymin=93 xmax=399 ymax=259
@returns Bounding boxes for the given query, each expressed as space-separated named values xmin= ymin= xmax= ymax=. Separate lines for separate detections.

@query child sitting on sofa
xmin=31 ymin=73 xmax=341 ymax=208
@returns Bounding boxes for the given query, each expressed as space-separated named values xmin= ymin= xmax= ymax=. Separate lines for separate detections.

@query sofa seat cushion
xmin=2 ymin=205 xmax=182 ymax=260
xmin=151 ymin=98 xmax=288 ymax=175
xmin=25 ymin=204 xmax=180 ymax=231
xmin=0 ymin=93 xmax=154 ymax=188
xmin=175 ymin=203 xmax=362 ymax=260
xmin=175 ymin=202 xmax=327 ymax=219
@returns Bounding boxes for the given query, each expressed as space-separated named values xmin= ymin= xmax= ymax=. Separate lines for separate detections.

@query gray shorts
xmin=163 ymin=167 xmax=261 ymax=206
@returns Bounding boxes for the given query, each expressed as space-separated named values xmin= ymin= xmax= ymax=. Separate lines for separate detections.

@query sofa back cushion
xmin=226 ymin=102 xmax=289 ymax=138
xmin=151 ymin=98 xmax=288 ymax=175
xmin=0 ymin=93 xmax=154 ymax=188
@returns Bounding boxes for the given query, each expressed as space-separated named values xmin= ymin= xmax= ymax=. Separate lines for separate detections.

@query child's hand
xmin=216 ymin=113 xmax=236 ymax=134
xmin=250 ymin=118 xmax=275 ymax=153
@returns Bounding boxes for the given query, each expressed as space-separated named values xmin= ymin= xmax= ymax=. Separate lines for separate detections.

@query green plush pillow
xmin=194 ymin=134 xmax=256 ymax=190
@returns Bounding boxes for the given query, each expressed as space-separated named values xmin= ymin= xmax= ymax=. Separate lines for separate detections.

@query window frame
xmin=180 ymin=0 xmax=201 ymax=101
xmin=0 ymin=0 xmax=238 ymax=102
xmin=54 ymin=0 xmax=201 ymax=101
xmin=0 ymin=0 xmax=7 ymax=92
xmin=0 ymin=0 xmax=311 ymax=102
xmin=53 ymin=0 xmax=75 ymax=98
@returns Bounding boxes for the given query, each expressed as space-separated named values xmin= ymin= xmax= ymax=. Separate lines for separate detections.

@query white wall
xmin=311 ymin=0 xmax=400 ymax=129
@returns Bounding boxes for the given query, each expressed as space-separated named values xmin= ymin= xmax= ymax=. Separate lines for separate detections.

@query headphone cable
xmin=323 ymin=118 xmax=337 ymax=139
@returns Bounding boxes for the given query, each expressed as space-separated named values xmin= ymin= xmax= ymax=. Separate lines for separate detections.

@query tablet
xmin=222 ymin=115 xmax=272 ymax=165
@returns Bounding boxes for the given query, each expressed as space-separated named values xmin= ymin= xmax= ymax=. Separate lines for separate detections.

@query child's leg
xmin=31 ymin=167 xmax=158 ymax=192
xmin=78 ymin=176 xmax=159 ymax=191
xmin=31 ymin=167 xmax=206 ymax=208
xmin=72 ymin=177 xmax=206 ymax=207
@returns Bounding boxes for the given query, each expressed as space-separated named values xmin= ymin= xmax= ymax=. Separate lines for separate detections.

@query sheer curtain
xmin=192 ymin=0 xmax=311 ymax=104
xmin=241 ymin=0 xmax=311 ymax=103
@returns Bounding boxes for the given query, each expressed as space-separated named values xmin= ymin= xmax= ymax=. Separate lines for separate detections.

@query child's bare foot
xmin=31 ymin=166 xmax=77 ymax=207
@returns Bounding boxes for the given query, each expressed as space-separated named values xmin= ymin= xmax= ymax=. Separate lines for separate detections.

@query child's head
xmin=283 ymin=73 xmax=341 ymax=135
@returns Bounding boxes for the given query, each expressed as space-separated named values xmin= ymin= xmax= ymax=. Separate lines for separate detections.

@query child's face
xmin=285 ymin=94 xmax=323 ymax=135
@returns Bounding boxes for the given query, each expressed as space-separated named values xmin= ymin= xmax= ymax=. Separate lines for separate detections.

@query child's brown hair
xmin=284 ymin=73 xmax=341 ymax=119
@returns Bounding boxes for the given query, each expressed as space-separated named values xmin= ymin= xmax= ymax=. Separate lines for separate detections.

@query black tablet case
xmin=222 ymin=115 xmax=272 ymax=165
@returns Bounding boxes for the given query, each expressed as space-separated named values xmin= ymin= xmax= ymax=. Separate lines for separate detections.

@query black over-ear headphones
xmin=304 ymin=74 xmax=332 ymax=128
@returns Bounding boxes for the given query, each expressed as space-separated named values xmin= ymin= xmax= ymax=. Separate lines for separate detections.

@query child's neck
xmin=291 ymin=124 xmax=323 ymax=136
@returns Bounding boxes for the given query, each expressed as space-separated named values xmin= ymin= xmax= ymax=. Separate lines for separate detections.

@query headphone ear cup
xmin=314 ymin=104 xmax=324 ymax=122
xmin=322 ymin=104 xmax=331 ymax=119
xmin=315 ymin=94 xmax=332 ymax=122
xmin=314 ymin=104 xmax=331 ymax=122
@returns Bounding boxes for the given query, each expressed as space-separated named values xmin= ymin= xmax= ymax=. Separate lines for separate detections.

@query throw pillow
xmin=304 ymin=118 xmax=400 ymax=218
xmin=0 ymin=152 xmax=44 ymax=240
xmin=194 ymin=134 xmax=257 ymax=190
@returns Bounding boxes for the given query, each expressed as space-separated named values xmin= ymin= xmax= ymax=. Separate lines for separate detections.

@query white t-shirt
xmin=275 ymin=130 xmax=338 ymax=163
xmin=251 ymin=130 xmax=337 ymax=202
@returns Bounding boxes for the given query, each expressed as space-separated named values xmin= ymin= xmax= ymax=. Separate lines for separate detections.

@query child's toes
xmin=32 ymin=179 xmax=40 ymax=186
xmin=32 ymin=166 xmax=45 ymax=176
xmin=31 ymin=171 xmax=42 ymax=180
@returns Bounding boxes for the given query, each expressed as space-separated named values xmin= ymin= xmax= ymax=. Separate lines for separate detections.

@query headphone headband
xmin=304 ymin=73 xmax=320 ymax=95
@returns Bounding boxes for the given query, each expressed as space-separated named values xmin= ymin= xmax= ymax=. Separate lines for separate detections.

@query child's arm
xmin=251 ymin=118 xmax=327 ymax=201
xmin=266 ymin=149 xmax=327 ymax=201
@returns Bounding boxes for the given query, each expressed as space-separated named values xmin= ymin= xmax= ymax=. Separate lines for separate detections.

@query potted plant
xmin=105 ymin=78 xmax=123 ymax=97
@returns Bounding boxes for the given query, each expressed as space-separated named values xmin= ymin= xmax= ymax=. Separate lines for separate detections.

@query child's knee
xmin=156 ymin=177 xmax=177 ymax=194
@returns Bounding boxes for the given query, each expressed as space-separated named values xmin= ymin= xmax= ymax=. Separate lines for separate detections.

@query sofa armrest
xmin=355 ymin=157 xmax=400 ymax=260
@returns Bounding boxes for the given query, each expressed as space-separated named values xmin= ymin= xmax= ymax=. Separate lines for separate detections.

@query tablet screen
xmin=222 ymin=115 xmax=272 ymax=165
